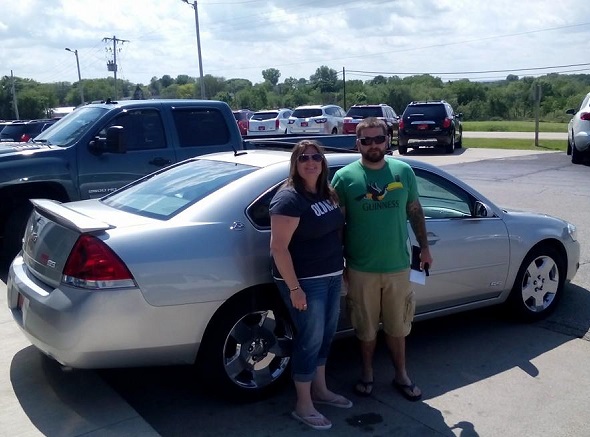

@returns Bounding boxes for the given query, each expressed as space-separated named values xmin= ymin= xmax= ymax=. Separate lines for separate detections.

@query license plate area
xmin=418 ymin=124 xmax=428 ymax=130
xmin=301 ymin=121 xmax=308 ymax=127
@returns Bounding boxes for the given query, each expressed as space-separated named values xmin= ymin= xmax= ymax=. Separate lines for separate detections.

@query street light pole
xmin=182 ymin=0 xmax=206 ymax=99
xmin=65 ymin=48 xmax=84 ymax=104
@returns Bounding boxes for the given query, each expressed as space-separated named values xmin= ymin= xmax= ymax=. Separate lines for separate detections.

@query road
xmin=0 ymin=147 xmax=588 ymax=436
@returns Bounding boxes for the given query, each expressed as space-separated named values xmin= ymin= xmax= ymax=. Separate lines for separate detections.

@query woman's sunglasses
xmin=297 ymin=153 xmax=323 ymax=162
xmin=359 ymin=135 xmax=386 ymax=146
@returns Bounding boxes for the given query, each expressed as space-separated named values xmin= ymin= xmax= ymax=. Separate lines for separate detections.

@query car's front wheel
xmin=507 ymin=245 xmax=565 ymax=321
xmin=196 ymin=287 xmax=294 ymax=401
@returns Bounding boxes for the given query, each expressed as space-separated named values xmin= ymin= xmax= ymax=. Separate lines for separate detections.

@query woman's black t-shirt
xmin=270 ymin=186 xmax=344 ymax=279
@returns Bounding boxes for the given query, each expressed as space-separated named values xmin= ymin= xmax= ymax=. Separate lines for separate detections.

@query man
xmin=331 ymin=117 xmax=433 ymax=401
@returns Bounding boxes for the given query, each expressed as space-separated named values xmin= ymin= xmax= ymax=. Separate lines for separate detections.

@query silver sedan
xmin=6 ymin=150 xmax=580 ymax=400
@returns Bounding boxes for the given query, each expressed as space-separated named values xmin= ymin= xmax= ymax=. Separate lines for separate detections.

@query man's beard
xmin=361 ymin=147 xmax=386 ymax=163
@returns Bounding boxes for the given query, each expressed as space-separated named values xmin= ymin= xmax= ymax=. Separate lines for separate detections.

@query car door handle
xmin=427 ymin=232 xmax=440 ymax=245
xmin=149 ymin=157 xmax=172 ymax=167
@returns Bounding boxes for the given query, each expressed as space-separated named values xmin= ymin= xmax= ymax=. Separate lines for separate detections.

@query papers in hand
xmin=410 ymin=245 xmax=428 ymax=285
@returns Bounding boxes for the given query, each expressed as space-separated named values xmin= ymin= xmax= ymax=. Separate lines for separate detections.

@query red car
xmin=233 ymin=109 xmax=254 ymax=136
xmin=343 ymin=104 xmax=399 ymax=146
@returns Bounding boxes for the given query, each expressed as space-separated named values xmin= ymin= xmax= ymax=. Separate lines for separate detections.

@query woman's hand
xmin=290 ymin=288 xmax=307 ymax=311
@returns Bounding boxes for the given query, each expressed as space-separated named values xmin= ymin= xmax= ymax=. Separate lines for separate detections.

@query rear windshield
xmin=346 ymin=107 xmax=383 ymax=118
xmin=251 ymin=112 xmax=279 ymax=121
xmin=292 ymin=108 xmax=322 ymax=118
xmin=101 ymin=159 xmax=256 ymax=219
xmin=404 ymin=105 xmax=446 ymax=119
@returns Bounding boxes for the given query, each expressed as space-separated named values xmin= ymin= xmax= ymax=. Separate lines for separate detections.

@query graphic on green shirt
xmin=355 ymin=175 xmax=404 ymax=202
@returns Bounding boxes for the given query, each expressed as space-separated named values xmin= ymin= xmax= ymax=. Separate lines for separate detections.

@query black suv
xmin=343 ymin=104 xmax=399 ymax=145
xmin=398 ymin=100 xmax=462 ymax=154
xmin=0 ymin=119 xmax=57 ymax=142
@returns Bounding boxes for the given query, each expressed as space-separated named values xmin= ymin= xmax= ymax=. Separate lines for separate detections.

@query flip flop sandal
xmin=392 ymin=380 xmax=422 ymax=402
xmin=353 ymin=379 xmax=374 ymax=397
xmin=291 ymin=410 xmax=332 ymax=430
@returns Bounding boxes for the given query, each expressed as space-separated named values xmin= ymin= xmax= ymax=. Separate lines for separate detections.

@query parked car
xmin=288 ymin=104 xmax=346 ymax=134
xmin=247 ymin=108 xmax=293 ymax=135
xmin=343 ymin=104 xmax=399 ymax=146
xmin=7 ymin=150 xmax=580 ymax=400
xmin=0 ymin=119 xmax=57 ymax=142
xmin=398 ymin=100 xmax=463 ymax=155
xmin=232 ymin=109 xmax=254 ymax=136
xmin=566 ymin=92 xmax=590 ymax=164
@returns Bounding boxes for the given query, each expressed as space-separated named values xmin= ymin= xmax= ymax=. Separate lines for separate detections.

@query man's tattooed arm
xmin=407 ymin=199 xmax=428 ymax=249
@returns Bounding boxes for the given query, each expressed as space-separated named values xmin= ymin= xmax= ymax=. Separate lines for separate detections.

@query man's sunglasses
xmin=297 ymin=153 xmax=323 ymax=162
xmin=359 ymin=135 xmax=387 ymax=146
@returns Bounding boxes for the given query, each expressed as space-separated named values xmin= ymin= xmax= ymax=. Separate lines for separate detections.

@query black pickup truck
xmin=0 ymin=99 xmax=357 ymax=260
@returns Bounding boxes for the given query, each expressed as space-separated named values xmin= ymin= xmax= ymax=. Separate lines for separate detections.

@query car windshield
xmin=252 ymin=112 xmax=279 ymax=121
xmin=33 ymin=107 xmax=108 ymax=146
xmin=292 ymin=108 xmax=322 ymax=118
xmin=346 ymin=107 xmax=383 ymax=117
xmin=101 ymin=159 xmax=256 ymax=219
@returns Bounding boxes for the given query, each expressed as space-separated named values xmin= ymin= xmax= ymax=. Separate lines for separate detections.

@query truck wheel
xmin=2 ymin=203 xmax=33 ymax=260
xmin=196 ymin=288 xmax=294 ymax=401
xmin=506 ymin=245 xmax=565 ymax=322
xmin=444 ymin=133 xmax=455 ymax=154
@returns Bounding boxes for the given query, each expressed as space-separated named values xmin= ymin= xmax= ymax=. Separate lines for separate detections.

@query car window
xmin=247 ymin=166 xmax=344 ymax=229
xmin=292 ymin=108 xmax=322 ymax=118
xmin=414 ymin=169 xmax=473 ymax=219
xmin=252 ymin=112 xmax=279 ymax=121
xmin=101 ymin=109 xmax=166 ymax=151
xmin=405 ymin=105 xmax=446 ymax=119
xmin=172 ymin=108 xmax=230 ymax=147
xmin=102 ymin=159 xmax=256 ymax=220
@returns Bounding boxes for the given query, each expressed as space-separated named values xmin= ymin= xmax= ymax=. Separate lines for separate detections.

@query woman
xmin=270 ymin=140 xmax=352 ymax=431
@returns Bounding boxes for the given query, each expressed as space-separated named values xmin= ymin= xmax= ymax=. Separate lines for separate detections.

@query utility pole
xmin=65 ymin=48 xmax=85 ymax=104
xmin=10 ymin=70 xmax=19 ymax=120
xmin=103 ymin=35 xmax=129 ymax=99
xmin=534 ymin=83 xmax=541 ymax=147
xmin=342 ymin=67 xmax=346 ymax=110
xmin=182 ymin=0 xmax=206 ymax=99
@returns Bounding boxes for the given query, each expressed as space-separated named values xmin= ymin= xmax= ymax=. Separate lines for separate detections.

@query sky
xmin=2 ymin=0 xmax=590 ymax=87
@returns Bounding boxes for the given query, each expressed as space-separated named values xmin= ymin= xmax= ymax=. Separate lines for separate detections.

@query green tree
xmin=310 ymin=66 xmax=338 ymax=93
xmin=262 ymin=68 xmax=281 ymax=86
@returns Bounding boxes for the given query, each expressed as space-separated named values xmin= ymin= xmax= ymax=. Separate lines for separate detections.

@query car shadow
xmin=396 ymin=147 xmax=468 ymax=157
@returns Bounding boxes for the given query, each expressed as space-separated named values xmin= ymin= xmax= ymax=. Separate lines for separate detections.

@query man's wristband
xmin=289 ymin=286 xmax=300 ymax=292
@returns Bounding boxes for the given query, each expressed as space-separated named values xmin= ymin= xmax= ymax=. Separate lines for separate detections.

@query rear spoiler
xmin=30 ymin=199 xmax=112 ymax=233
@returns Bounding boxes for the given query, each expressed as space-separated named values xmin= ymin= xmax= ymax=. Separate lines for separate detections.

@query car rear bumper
xmin=6 ymin=256 xmax=219 ymax=369
xmin=573 ymin=131 xmax=590 ymax=152
xmin=399 ymin=131 xmax=453 ymax=146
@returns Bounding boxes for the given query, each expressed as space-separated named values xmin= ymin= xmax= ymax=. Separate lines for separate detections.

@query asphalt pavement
xmin=1 ymin=147 xmax=588 ymax=437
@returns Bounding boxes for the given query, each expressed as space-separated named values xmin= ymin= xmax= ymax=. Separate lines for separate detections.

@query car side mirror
xmin=565 ymin=108 xmax=576 ymax=116
xmin=88 ymin=125 xmax=126 ymax=155
xmin=474 ymin=201 xmax=493 ymax=218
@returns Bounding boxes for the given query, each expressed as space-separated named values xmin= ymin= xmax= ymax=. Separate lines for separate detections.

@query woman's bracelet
xmin=289 ymin=286 xmax=300 ymax=292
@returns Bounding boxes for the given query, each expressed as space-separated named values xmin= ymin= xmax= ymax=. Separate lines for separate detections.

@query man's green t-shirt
xmin=332 ymin=158 xmax=419 ymax=273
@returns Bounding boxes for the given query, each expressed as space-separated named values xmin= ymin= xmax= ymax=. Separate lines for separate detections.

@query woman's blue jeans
xmin=276 ymin=275 xmax=342 ymax=382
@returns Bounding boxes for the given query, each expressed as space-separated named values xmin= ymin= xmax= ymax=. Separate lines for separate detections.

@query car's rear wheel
xmin=444 ymin=133 xmax=455 ymax=154
xmin=571 ymin=142 xmax=583 ymax=164
xmin=507 ymin=245 xmax=565 ymax=321
xmin=566 ymin=136 xmax=573 ymax=155
xmin=196 ymin=287 xmax=294 ymax=401
xmin=398 ymin=145 xmax=408 ymax=155
xmin=331 ymin=127 xmax=338 ymax=134
xmin=456 ymin=130 xmax=463 ymax=148
xmin=2 ymin=202 xmax=33 ymax=260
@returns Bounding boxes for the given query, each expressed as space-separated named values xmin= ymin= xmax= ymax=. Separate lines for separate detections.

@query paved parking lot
xmin=1 ymin=148 xmax=588 ymax=436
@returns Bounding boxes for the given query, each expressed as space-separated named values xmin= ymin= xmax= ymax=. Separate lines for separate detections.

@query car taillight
xmin=580 ymin=112 xmax=590 ymax=121
xmin=20 ymin=134 xmax=31 ymax=142
xmin=442 ymin=118 xmax=452 ymax=128
xmin=315 ymin=118 xmax=327 ymax=124
xmin=275 ymin=119 xmax=279 ymax=128
xmin=62 ymin=234 xmax=135 ymax=289
xmin=399 ymin=119 xmax=405 ymax=129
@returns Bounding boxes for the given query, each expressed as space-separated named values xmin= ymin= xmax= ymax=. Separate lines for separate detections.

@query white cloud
xmin=1 ymin=0 xmax=590 ymax=85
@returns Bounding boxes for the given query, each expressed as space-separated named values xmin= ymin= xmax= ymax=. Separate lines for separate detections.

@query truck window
xmin=172 ymin=108 xmax=230 ymax=147
xmin=100 ymin=109 xmax=166 ymax=151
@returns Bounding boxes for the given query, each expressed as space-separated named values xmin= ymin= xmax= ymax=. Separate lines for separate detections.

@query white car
xmin=566 ymin=92 xmax=590 ymax=164
xmin=288 ymin=104 xmax=346 ymax=134
xmin=247 ymin=108 xmax=292 ymax=136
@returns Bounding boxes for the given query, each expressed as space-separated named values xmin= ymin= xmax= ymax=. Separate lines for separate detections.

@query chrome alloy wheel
xmin=519 ymin=255 xmax=560 ymax=313
xmin=222 ymin=310 xmax=293 ymax=389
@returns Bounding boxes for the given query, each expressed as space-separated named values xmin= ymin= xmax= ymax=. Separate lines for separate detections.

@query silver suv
xmin=288 ymin=104 xmax=346 ymax=134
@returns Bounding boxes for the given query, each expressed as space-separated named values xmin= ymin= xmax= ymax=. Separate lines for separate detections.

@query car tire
xmin=507 ymin=245 xmax=565 ymax=322
xmin=398 ymin=145 xmax=408 ymax=155
xmin=566 ymin=136 xmax=572 ymax=155
xmin=571 ymin=142 xmax=583 ymax=164
xmin=196 ymin=286 xmax=294 ymax=401
xmin=2 ymin=202 xmax=33 ymax=260
xmin=331 ymin=127 xmax=338 ymax=134
xmin=456 ymin=130 xmax=463 ymax=148
xmin=444 ymin=133 xmax=455 ymax=154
